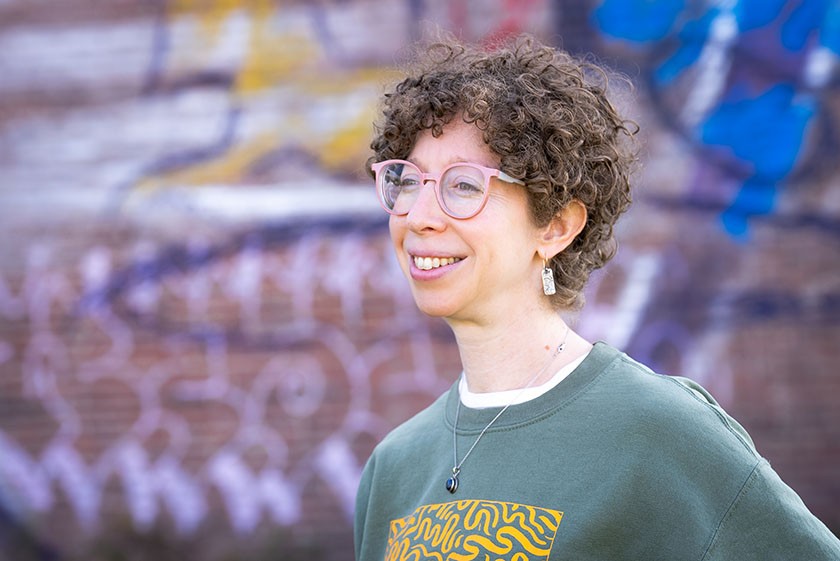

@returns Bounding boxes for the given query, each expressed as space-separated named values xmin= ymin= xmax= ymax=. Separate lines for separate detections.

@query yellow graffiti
xmin=319 ymin=107 xmax=377 ymax=172
xmin=169 ymin=0 xmax=272 ymax=39
xmin=136 ymin=132 xmax=277 ymax=190
xmin=132 ymin=0 xmax=396 ymax=197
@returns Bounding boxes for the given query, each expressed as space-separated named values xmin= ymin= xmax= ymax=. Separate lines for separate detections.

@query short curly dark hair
xmin=368 ymin=34 xmax=638 ymax=310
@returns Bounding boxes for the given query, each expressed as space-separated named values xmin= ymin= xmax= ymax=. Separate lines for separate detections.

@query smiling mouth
xmin=412 ymin=256 xmax=463 ymax=270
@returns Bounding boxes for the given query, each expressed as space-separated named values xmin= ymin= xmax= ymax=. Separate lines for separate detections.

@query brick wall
xmin=0 ymin=1 xmax=838 ymax=559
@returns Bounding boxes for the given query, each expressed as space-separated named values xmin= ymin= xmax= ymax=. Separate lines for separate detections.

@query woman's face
xmin=388 ymin=119 xmax=546 ymax=327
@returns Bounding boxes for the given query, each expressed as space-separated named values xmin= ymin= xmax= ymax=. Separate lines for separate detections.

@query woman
xmin=355 ymin=34 xmax=839 ymax=560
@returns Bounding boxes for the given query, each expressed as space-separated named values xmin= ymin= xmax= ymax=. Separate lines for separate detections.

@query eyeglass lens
xmin=379 ymin=162 xmax=487 ymax=218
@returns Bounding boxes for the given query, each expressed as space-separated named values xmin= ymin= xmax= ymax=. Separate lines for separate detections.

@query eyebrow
xmin=406 ymin=155 xmax=493 ymax=169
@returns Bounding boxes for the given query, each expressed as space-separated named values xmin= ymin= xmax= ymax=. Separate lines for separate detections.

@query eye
xmin=453 ymin=181 xmax=482 ymax=193
xmin=443 ymin=172 xmax=485 ymax=197
xmin=384 ymin=166 xmax=419 ymax=188
xmin=396 ymin=168 xmax=421 ymax=186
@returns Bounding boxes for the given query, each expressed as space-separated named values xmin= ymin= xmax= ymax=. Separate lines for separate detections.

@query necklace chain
xmin=446 ymin=328 xmax=570 ymax=494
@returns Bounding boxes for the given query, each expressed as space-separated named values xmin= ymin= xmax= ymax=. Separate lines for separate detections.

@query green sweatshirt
xmin=355 ymin=342 xmax=840 ymax=560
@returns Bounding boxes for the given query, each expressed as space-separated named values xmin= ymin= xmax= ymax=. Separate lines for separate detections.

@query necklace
xmin=445 ymin=328 xmax=570 ymax=494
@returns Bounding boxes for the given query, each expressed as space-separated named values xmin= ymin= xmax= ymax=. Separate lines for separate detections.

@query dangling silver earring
xmin=541 ymin=258 xmax=556 ymax=296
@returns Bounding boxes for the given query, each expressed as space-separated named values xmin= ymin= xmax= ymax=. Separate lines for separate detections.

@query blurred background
xmin=0 ymin=0 xmax=838 ymax=559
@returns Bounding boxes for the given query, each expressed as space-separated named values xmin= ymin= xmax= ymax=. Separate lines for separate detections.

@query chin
xmin=409 ymin=291 xmax=462 ymax=319
xmin=412 ymin=299 xmax=456 ymax=318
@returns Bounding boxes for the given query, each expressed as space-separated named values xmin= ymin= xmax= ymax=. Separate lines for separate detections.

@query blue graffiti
xmin=821 ymin=1 xmax=840 ymax=52
xmin=701 ymin=84 xmax=815 ymax=181
xmin=719 ymin=178 xmax=778 ymax=237
xmin=592 ymin=0 xmax=839 ymax=239
xmin=655 ymin=8 xmax=717 ymax=85
xmin=735 ymin=0 xmax=787 ymax=32
xmin=593 ymin=0 xmax=684 ymax=43
xmin=782 ymin=0 xmax=831 ymax=51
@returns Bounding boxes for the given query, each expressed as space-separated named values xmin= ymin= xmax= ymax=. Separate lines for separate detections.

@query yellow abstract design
xmin=386 ymin=500 xmax=563 ymax=561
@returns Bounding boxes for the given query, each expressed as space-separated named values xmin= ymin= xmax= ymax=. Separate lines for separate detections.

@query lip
xmin=407 ymin=252 xmax=465 ymax=280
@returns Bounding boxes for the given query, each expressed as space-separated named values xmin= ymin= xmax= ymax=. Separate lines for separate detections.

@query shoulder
xmin=588 ymin=343 xmax=759 ymax=461
xmin=367 ymin=386 xmax=451 ymax=464
xmin=355 ymin=386 xmax=451 ymax=532
xmin=703 ymin=458 xmax=840 ymax=559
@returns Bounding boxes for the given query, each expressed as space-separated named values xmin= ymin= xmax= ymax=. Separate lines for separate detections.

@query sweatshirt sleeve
xmin=354 ymin=453 xmax=375 ymax=561
xmin=702 ymin=459 xmax=840 ymax=560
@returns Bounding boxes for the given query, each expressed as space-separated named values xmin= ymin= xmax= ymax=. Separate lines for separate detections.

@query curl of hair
xmin=368 ymin=34 xmax=639 ymax=310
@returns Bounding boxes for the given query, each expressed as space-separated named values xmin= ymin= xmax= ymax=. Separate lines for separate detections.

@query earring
xmin=541 ymin=258 xmax=556 ymax=296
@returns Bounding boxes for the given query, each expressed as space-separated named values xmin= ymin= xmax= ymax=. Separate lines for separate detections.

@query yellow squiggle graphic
xmin=386 ymin=500 xmax=563 ymax=561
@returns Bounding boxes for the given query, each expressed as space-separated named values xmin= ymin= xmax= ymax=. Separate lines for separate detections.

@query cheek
xmin=388 ymin=215 xmax=401 ymax=241
xmin=388 ymin=219 xmax=411 ymax=279
xmin=388 ymin=217 xmax=407 ymax=256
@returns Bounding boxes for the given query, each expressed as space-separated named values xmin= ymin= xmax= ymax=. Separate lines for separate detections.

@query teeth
xmin=413 ymin=256 xmax=461 ymax=270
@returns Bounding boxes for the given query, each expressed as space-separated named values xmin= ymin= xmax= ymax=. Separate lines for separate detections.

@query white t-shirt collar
xmin=458 ymin=351 xmax=589 ymax=409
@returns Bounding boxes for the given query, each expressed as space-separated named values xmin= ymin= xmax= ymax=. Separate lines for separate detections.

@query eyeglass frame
xmin=371 ymin=159 xmax=526 ymax=220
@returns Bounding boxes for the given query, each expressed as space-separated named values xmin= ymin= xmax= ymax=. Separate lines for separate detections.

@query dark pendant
xmin=445 ymin=475 xmax=459 ymax=493
xmin=445 ymin=468 xmax=460 ymax=494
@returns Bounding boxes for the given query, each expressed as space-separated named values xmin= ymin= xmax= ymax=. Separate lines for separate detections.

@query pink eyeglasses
xmin=371 ymin=159 xmax=525 ymax=219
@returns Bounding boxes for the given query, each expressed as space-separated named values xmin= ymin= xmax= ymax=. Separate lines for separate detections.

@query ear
xmin=537 ymin=199 xmax=587 ymax=261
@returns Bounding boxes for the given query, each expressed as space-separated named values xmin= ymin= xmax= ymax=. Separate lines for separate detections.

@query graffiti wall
xmin=0 ymin=0 xmax=837 ymax=559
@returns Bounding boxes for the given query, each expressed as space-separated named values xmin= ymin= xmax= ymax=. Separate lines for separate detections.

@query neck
xmin=447 ymin=307 xmax=590 ymax=393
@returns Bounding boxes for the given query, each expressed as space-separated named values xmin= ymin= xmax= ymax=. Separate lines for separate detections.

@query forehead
xmin=408 ymin=120 xmax=498 ymax=170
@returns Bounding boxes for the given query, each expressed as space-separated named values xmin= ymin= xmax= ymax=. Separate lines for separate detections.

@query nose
xmin=405 ymin=178 xmax=447 ymax=232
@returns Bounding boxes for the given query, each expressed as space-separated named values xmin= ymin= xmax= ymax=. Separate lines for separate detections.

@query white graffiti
xmin=0 ymin=230 xmax=672 ymax=536
xmin=0 ymin=229 xmax=449 ymax=535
